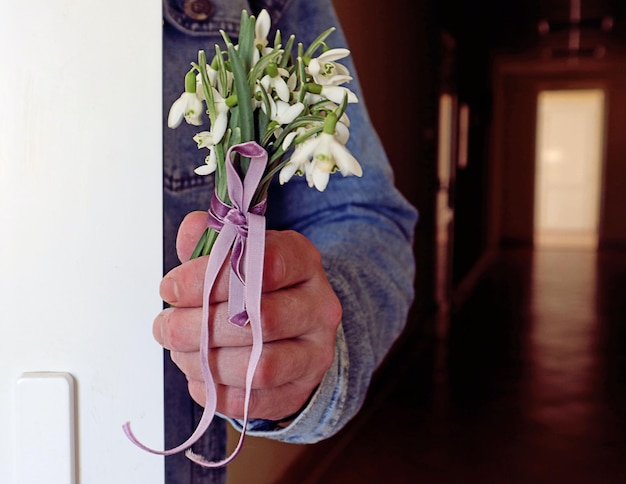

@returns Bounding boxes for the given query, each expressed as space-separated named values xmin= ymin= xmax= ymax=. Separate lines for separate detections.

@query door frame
xmin=489 ymin=56 xmax=612 ymax=249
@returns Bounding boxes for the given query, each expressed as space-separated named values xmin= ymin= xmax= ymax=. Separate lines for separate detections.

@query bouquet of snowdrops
xmin=124 ymin=8 xmax=361 ymax=468
xmin=167 ymin=8 xmax=362 ymax=258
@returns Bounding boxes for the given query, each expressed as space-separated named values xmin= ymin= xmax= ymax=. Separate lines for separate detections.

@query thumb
xmin=176 ymin=211 xmax=209 ymax=262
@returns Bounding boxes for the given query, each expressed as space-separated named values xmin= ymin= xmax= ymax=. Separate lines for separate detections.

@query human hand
xmin=153 ymin=211 xmax=342 ymax=421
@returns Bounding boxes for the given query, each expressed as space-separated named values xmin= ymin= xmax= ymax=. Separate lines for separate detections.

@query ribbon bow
xmin=124 ymin=141 xmax=268 ymax=467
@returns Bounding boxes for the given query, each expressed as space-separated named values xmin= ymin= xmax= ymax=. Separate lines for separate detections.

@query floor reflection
xmin=297 ymin=248 xmax=626 ymax=483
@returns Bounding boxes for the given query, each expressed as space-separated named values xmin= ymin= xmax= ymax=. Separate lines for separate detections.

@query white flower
xmin=335 ymin=117 xmax=350 ymax=145
xmin=304 ymin=84 xmax=358 ymax=106
xmin=192 ymin=131 xmax=217 ymax=175
xmin=252 ymin=9 xmax=273 ymax=64
xmin=264 ymin=99 xmax=305 ymax=126
xmin=279 ymin=131 xmax=362 ymax=191
xmin=254 ymin=9 xmax=271 ymax=50
xmin=308 ymin=48 xmax=353 ymax=86
xmin=208 ymin=88 xmax=230 ymax=144
xmin=278 ymin=153 xmax=307 ymax=186
xmin=320 ymin=85 xmax=358 ymax=104
xmin=286 ymin=71 xmax=298 ymax=91
xmin=280 ymin=126 xmax=311 ymax=152
xmin=194 ymin=66 xmax=219 ymax=101
xmin=168 ymin=92 xmax=204 ymax=128
xmin=260 ymin=67 xmax=291 ymax=102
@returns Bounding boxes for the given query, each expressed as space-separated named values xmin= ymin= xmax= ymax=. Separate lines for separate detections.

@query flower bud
xmin=185 ymin=70 xmax=197 ymax=93
xmin=323 ymin=111 xmax=338 ymax=135
xmin=267 ymin=62 xmax=279 ymax=78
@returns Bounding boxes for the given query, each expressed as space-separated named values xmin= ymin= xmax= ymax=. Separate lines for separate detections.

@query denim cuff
xmin=222 ymin=322 xmax=349 ymax=444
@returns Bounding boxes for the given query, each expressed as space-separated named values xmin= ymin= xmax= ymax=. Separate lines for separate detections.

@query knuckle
xmin=160 ymin=309 xmax=185 ymax=351
xmin=218 ymin=387 xmax=246 ymax=419
xmin=187 ymin=380 xmax=206 ymax=407
xmin=263 ymin=246 xmax=287 ymax=287
xmin=259 ymin=299 xmax=282 ymax=339
xmin=253 ymin=356 xmax=277 ymax=389
xmin=320 ymin=343 xmax=336 ymax=373
xmin=322 ymin=291 xmax=343 ymax=333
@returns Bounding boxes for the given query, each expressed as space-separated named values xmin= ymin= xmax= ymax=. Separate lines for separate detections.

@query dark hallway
xmin=275 ymin=1 xmax=626 ymax=481
xmin=226 ymin=2 xmax=626 ymax=482
xmin=283 ymin=247 xmax=626 ymax=483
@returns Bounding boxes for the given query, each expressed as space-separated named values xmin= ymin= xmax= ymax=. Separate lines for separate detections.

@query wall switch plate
xmin=15 ymin=372 xmax=76 ymax=484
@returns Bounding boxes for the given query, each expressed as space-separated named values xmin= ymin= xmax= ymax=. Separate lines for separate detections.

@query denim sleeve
xmin=225 ymin=0 xmax=418 ymax=443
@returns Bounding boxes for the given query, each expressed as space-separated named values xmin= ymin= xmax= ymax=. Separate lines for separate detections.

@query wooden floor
xmin=283 ymin=247 xmax=626 ymax=483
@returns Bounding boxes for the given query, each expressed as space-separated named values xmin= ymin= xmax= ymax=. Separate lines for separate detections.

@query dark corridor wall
xmin=333 ymin=0 xmax=440 ymax=319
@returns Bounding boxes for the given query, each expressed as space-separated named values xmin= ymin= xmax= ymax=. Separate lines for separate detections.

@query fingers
xmin=171 ymin=338 xmax=334 ymax=388
xmin=157 ymin=225 xmax=343 ymax=421
xmin=155 ymin=282 xmax=340 ymax=350
xmin=190 ymin=380 xmax=315 ymax=421
xmin=262 ymin=230 xmax=322 ymax=292
xmin=161 ymin=229 xmax=326 ymax=308
xmin=176 ymin=211 xmax=209 ymax=262
xmin=160 ymin=256 xmax=230 ymax=307
xmin=176 ymin=337 xmax=335 ymax=420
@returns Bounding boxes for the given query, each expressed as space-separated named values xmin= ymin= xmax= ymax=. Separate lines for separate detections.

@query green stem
xmin=190 ymin=227 xmax=220 ymax=260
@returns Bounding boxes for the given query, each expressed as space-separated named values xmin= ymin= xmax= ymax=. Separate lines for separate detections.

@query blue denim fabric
xmin=163 ymin=0 xmax=417 ymax=480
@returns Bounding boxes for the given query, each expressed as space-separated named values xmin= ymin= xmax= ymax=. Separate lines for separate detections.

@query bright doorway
xmin=534 ymin=89 xmax=605 ymax=249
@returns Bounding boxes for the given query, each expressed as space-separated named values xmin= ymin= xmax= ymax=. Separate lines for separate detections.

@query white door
xmin=534 ymin=89 xmax=605 ymax=248
xmin=1 ymin=1 xmax=165 ymax=482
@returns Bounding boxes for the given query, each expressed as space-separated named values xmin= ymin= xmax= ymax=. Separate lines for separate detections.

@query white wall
xmin=0 ymin=1 xmax=164 ymax=482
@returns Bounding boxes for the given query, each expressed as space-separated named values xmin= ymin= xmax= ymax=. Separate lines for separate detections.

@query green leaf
xmin=296 ymin=56 xmax=308 ymax=104
xmin=302 ymin=27 xmax=336 ymax=59
xmin=237 ymin=10 xmax=254 ymax=74
xmin=227 ymin=41 xmax=254 ymax=173
xmin=213 ymin=45 xmax=230 ymax=96
xmin=249 ymin=49 xmax=283 ymax=87
xmin=279 ymin=35 xmax=296 ymax=69
xmin=195 ymin=51 xmax=215 ymax=119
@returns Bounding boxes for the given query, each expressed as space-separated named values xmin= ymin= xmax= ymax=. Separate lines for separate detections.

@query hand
xmin=153 ymin=211 xmax=342 ymax=421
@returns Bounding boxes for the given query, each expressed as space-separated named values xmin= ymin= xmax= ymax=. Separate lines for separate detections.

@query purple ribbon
xmin=207 ymin=184 xmax=267 ymax=328
xmin=123 ymin=141 xmax=268 ymax=467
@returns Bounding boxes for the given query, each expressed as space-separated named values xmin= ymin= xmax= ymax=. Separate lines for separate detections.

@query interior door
xmin=0 ymin=1 xmax=165 ymax=482
xmin=534 ymin=89 xmax=605 ymax=248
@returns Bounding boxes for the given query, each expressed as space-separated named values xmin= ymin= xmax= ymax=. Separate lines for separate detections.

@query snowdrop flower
xmin=167 ymin=92 xmax=204 ymax=128
xmin=192 ymin=131 xmax=218 ymax=175
xmin=279 ymin=112 xmax=362 ymax=191
xmin=278 ymin=144 xmax=309 ymax=185
xmin=308 ymin=48 xmax=353 ymax=86
xmin=305 ymin=82 xmax=358 ymax=105
xmin=321 ymin=85 xmax=358 ymax=104
xmin=194 ymin=64 xmax=219 ymax=101
xmin=254 ymin=9 xmax=271 ymax=50
xmin=208 ymin=87 xmax=231 ymax=144
xmin=260 ymin=63 xmax=291 ymax=102
xmin=305 ymin=134 xmax=362 ymax=191
xmin=264 ymin=99 xmax=305 ymax=126
xmin=335 ymin=117 xmax=350 ymax=145
xmin=168 ymin=71 xmax=204 ymax=128
xmin=281 ymin=126 xmax=307 ymax=151
xmin=252 ymin=9 xmax=273 ymax=64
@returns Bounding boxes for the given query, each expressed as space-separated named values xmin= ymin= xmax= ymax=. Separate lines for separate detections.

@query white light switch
xmin=15 ymin=372 xmax=76 ymax=484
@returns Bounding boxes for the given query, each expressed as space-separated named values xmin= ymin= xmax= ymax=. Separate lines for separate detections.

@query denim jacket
xmin=163 ymin=0 xmax=417 ymax=481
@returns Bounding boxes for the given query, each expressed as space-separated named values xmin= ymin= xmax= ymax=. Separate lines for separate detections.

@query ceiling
xmin=438 ymin=0 xmax=626 ymax=54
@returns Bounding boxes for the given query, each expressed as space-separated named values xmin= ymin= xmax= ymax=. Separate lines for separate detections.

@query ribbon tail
xmin=125 ymin=142 xmax=269 ymax=467
xmin=186 ymin=213 xmax=266 ymax=468
xmin=123 ymin=227 xmax=236 ymax=456
xmin=228 ymin=237 xmax=249 ymax=327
